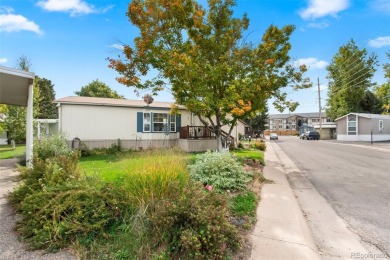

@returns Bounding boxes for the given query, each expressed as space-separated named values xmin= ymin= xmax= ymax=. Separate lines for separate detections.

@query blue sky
xmin=1 ymin=0 xmax=389 ymax=114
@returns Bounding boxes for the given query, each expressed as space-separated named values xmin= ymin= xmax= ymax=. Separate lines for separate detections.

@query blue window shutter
xmin=176 ymin=114 xmax=181 ymax=132
xmin=137 ymin=112 xmax=143 ymax=132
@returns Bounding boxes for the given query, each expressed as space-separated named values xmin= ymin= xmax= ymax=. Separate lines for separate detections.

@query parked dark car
xmin=303 ymin=131 xmax=320 ymax=140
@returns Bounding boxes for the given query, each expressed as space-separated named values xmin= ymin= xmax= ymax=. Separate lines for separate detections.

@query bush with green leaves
xmin=251 ymin=141 xmax=266 ymax=151
xmin=34 ymin=133 xmax=72 ymax=160
xmin=16 ymin=180 xmax=130 ymax=251
xmin=149 ymin=183 xmax=240 ymax=259
xmin=188 ymin=151 xmax=253 ymax=192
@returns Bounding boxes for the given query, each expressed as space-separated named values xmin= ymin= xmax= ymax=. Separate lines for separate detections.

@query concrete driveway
xmin=273 ymin=136 xmax=390 ymax=257
xmin=0 ymin=159 xmax=76 ymax=260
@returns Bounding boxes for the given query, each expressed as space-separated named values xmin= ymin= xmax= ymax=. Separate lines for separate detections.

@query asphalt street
xmin=273 ymin=136 xmax=390 ymax=257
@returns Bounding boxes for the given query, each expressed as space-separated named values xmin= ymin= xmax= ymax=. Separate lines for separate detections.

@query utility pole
xmin=317 ymin=77 xmax=322 ymax=140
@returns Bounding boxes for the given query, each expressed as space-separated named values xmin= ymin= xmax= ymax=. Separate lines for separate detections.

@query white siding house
xmin=335 ymin=113 xmax=390 ymax=141
xmin=55 ymin=96 xmax=245 ymax=151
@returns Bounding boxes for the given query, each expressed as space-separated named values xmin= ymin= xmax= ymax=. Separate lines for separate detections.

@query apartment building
xmin=266 ymin=112 xmax=331 ymax=131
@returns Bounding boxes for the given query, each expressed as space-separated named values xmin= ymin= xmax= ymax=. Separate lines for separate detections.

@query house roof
xmin=54 ymin=96 xmax=186 ymax=110
xmin=269 ymin=112 xmax=327 ymax=119
xmin=335 ymin=113 xmax=390 ymax=121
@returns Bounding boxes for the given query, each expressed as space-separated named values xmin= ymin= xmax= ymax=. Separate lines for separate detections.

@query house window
xmin=153 ymin=113 xmax=168 ymax=132
xmin=170 ymin=115 xmax=176 ymax=132
xmin=348 ymin=115 xmax=357 ymax=135
xmin=292 ymin=124 xmax=296 ymax=129
xmin=379 ymin=120 xmax=384 ymax=131
xmin=327 ymin=118 xmax=331 ymax=122
xmin=143 ymin=113 xmax=151 ymax=132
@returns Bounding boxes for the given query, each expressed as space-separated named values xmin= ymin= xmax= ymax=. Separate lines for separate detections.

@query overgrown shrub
xmin=150 ymin=183 xmax=240 ymax=259
xmin=8 ymin=152 xmax=80 ymax=206
xmin=251 ymin=141 xmax=266 ymax=151
xmin=17 ymin=180 xmax=130 ymax=251
xmin=188 ymin=151 xmax=252 ymax=192
xmin=34 ymin=134 xmax=71 ymax=160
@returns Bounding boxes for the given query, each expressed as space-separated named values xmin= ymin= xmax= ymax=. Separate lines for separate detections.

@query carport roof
xmin=0 ymin=66 xmax=35 ymax=106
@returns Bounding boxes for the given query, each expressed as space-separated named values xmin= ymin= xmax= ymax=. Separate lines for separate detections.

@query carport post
xmin=26 ymin=83 xmax=34 ymax=167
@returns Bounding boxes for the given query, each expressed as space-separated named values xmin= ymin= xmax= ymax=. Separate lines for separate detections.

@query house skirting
xmin=68 ymin=139 xmax=179 ymax=150
xmin=337 ymin=134 xmax=390 ymax=142
xmin=178 ymin=139 xmax=217 ymax=152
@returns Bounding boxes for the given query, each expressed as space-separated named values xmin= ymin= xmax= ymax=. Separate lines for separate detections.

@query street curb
xmin=250 ymin=140 xmax=321 ymax=260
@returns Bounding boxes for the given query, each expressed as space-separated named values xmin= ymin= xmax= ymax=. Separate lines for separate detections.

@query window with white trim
xmin=379 ymin=120 xmax=384 ymax=131
xmin=153 ymin=113 xmax=168 ymax=132
xmin=170 ymin=115 xmax=176 ymax=132
xmin=143 ymin=113 xmax=151 ymax=132
xmin=348 ymin=115 xmax=357 ymax=135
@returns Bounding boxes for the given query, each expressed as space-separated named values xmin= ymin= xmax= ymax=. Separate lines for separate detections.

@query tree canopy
xmin=246 ymin=105 xmax=269 ymax=135
xmin=75 ymin=79 xmax=124 ymax=99
xmin=375 ymin=52 xmax=390 ymax=114
xmin=108 ymin=0 xmax=310 ymax=150
xmin=326 ymin=39 xmax=379 ymax=120
xmin=34 ymin=76 xmax=58 ymax=119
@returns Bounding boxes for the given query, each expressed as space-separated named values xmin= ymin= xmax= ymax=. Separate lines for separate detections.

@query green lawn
xmin=0 ymin=144 xmax=26 ymax=159
xmin=78 ymin=150 xmax=191 ymax=183
xmin=232 ymin=149 xmax=265 ymax=165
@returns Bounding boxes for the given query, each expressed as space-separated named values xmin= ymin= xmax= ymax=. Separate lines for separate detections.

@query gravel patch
xmin=0 ymin=158 xmax=77 ymax=260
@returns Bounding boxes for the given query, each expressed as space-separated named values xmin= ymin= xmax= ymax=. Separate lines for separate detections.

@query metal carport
xmin=0 ymin=66 xmax=35 ymax=167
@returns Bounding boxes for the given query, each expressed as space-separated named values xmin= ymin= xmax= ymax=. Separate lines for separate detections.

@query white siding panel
xmin=61 ymin=104 xmax=137 ymax=140
xmin=337 ymin=134 xmax=390 ymax=141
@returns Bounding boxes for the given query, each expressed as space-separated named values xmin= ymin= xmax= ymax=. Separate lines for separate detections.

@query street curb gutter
xmin=270 ymin=141 xmax=381 ymax=259
xmin=250 ymin=140 xmax=321 ymax=260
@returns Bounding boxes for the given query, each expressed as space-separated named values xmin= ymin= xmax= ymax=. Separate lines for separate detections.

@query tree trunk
xmin=215 ymin=128 xmax=223 ymax=152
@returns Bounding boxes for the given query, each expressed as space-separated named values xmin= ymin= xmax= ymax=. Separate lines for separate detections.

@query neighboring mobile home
xmin=54 ymin=96 xmax=245 ymax=152
xmin=335 ymin=113 xmax=390 ymax=142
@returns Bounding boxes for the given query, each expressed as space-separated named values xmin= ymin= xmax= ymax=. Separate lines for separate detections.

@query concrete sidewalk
xmin=250 ymin=141 xmax=321 ymax=260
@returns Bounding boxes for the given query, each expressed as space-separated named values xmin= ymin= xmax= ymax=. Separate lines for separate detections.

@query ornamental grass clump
xmin=188 ymin=151 xmax=253 ymax=192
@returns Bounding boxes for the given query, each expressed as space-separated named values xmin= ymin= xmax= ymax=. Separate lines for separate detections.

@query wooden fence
xmin=264 ymin=130 xmax=299 ymax=136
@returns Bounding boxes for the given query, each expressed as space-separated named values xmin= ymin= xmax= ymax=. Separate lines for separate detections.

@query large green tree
xmin=326 ymin=40 xmax=378 ymax=120
xmin=2 ymin=105 xmax=26 ymax=143
xmin=34 ymin=76 xmax=58 ymax=119
xmin=246 ymin=105 xmax=269 ymax=135
xmin=75 ymin=79 xmax=124 ymax=99
xmin=375 ymin=52 xmax=390 ymax=114
xmin=108 ymin=0 xmax=310 ymax=150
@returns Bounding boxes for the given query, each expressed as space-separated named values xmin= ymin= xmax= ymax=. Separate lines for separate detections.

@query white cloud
xmin=109 ymin=44 xmax=124 ymax=51
xmin=0 ymin=58 xmax=7 ymax=64
xmin=37 ymin=0 xmax=95 ymax=16
xmin=0 ymin=14 xmax=42 ymax=34
xmin=299 ymin=0 xmax=350 ymax=20
xmin=294 ymin=58 xmax=329 ymax=70
xmin=306 ymin=21 xmax=330 ymax=29
xmin=368 ymin=36 xmax=390 ymax=48
xmin=369 ymin=0 xmax=390 ymax=13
